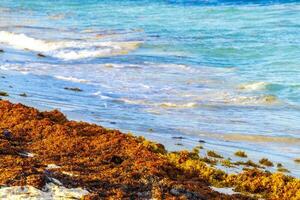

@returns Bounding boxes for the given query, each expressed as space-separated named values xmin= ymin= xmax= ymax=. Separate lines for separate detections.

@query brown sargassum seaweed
xmin=0 ymin=100 xmax=299 ymax=199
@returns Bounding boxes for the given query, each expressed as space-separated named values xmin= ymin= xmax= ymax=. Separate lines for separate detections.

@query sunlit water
xmin=0 ymin=0 xmax=300 ymax=176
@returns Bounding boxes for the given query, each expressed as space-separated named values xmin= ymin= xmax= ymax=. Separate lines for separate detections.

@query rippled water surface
xmin=1 ymin=0 xmax=300 ymax=176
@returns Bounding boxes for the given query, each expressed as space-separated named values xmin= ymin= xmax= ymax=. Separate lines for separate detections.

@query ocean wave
xmin=186 ymin=90 xmax=279 ymax=106
xmin=54 ymin=76 xmax=89 ymax=83
xmin=159 ymin=102 xmax=198 ymax=109
xmin=238 ymin=82 xmax=287 ymax=93
xmin=144 ymin=62 xmax=202 ymax=73
xmin=0 ymin=31 xmax=73 ymax=52
xmin=118 ymin=98 xmax=148 ymax=105
xmin=115 ymin=92 xmax=278 ymax=110
xmin=227 ymin=95 xmax=279 ymax=105
xmin=93 ymin=91 xmax=112 ymax=100
xmin=238 ymin=82 xmax=270 ymax=91
xmin=0 ymin=31 xmax=141 ymax=60
xmin=118 ymin=98 xmax=198 ymax=109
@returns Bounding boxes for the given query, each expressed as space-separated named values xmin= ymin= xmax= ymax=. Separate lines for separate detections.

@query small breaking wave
xmin=227 ymin=95 xmax=279 ymax=105
xmin=118 ymin=98 xmax=198 ymax=109
xmin=186 ymin=90 xmax=279 ymax=106
xmin=238 ymin=82 xmax=286 ymax=93
xmin=0 ymin=31 xmax=141 ymax=60
xmin=54 ymin=76 xmax=89 ymax=83
xmin=159 ymin=102 xmax=198 ymax=109
xmin=238 ymin=82 xmax=270 ymax=91
xmin=0 ymin=31 xmax=72 ymax=52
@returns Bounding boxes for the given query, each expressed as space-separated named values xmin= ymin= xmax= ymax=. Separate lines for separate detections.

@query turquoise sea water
xmin=0 ymin=0 xmax=300 ymax=176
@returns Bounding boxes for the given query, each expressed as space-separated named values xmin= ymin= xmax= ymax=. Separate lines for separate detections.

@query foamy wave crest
xmin=55 ymin=76 xmax=89 ymax=83
xmin=119 ymin=98 xmax=197 ymax=109
xmin=0 ymin=31 xmax=73 ymax=51
xmin=238 ymin=82 xmax=270 ymax=91
xmin=159 ymin=102 xmax=198 ymax=109
xmin=227 ymin=95 xmax=278 ymax=105
xmin=187 ymin=91 xmax=279 ymax=106
xmin=0 ymin=31 xmax=141 ymax=60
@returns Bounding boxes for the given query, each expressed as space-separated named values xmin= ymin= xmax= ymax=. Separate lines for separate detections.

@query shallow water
xmin=0 ymin=0 xmax=300 ymax=176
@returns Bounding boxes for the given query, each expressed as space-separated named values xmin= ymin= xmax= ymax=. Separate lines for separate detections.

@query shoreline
xmin=2 ymin=84 xmax=300 ymax=178
xmin=1 ymin=69 xmax=300 ymax=179
xmin=0 ymin=100 xmax=299 ymax=199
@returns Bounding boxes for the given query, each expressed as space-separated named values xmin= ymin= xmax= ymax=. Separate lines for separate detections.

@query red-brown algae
xmin=0 ymin=100 xmax=299 ymax=199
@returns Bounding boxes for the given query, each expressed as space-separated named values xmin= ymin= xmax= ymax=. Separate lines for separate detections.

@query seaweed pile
xmin=0 ymin=100 xmax=299 ymax=199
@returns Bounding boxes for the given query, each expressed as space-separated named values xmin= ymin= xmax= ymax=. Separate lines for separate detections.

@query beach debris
xmin=18 ymin=151 xmax=35 ymax=157
xmin=19 ymin=93 xmax=28 ymax=97
xmin=259 ymin=158 xmax=274 ymax=167
xmin=277 ymin=163 xmax=290 ymax=173
xmin=234 ymin=160 xmax=262 ymax=168
xmin=207 ymin=150 xmax=223 ymax=158
xmin=0 ymin=91 xmax=9 ymax=96
xmin=37 ymin=53 xmax=46 ymax=58
xmin=194 ymin=145 xmax=203 ymax=150
xmin=141 ymin=139 xmax=167 ymax=154
xmin=46 ymin=164 xmax=61 ymax=170
xmin=277 ymin=167 xmax=290 ymax=173
xmin=221 ymin=159 xmax=235 ymax=168
xmin=2 ymin=129 xmax=12 ymax=140
xmin=198 ymin=139 xmax=206 ymax=143
xmin=109 ymin=155 xmax=124 ymax=165
xmin=64 ymin=87 xmax=83 ymax=92
xmin=0 ymin=49 xmax=4 ymax=53
xmin=295 ymin=159 xmax=300 ymax=164
xmin=277 ymin=163 xmax=283 ymax=168
xmin=234 ymin=150 xmax=247 ymax=158
xmin=0 ymin=100 xmax=299 ymax=199
xmin=200 ymin=156 xmax=218 ymax=165
xmin=172 ymin=136 xmax=185 ymax=139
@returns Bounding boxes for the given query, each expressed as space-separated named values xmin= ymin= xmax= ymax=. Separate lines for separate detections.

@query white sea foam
xmin=189 ymin=90 xmax=279 ymax=106
xmin=239 ymin=82 xmax=269 ymax=91
xmin=119 ymin=98 xmax=197 ymax=109
xmin=146 ymin=62 xmax=201 ymax=73
xmin=0 ymin=183 xmax=89 ymax=200
xmin=0 ymin=31 xmax=141 ymax=60
xmin=93 ymin=91 xmax=113 ymax=100
xmin=55 ymin=76 xmax=89 ymax=83
xmin=159 ymin=102 xmax=198 ymax=109
xmin=0 ymin=31 xmax=73 ymax=52
xmin=227 ymin=95 xmax=278 ymax=105
xmin=55 ymin=41 xmax=141 ymax=60
xmin=119 ymin=98 xmax=147 ymax=105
